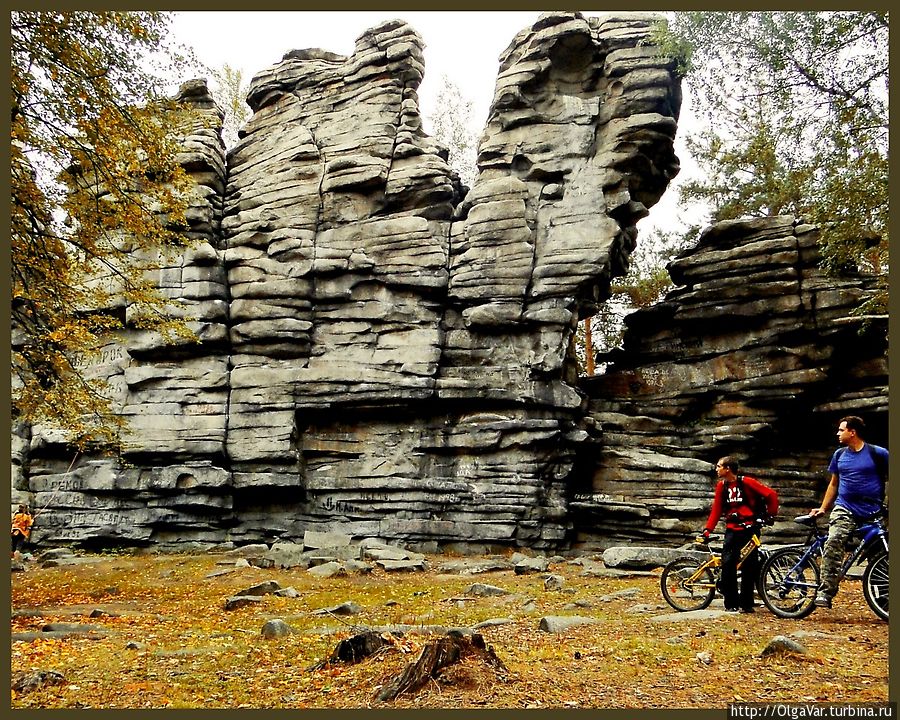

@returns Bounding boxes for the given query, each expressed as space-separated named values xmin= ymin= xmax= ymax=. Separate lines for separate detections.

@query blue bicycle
xmin=758 ymin=512 xmax=889 ymax=620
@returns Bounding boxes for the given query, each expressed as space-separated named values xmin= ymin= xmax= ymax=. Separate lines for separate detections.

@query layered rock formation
xmin=13 ymin=13 xmax=885 ymax=554
xmin=574 ymin=216 xmax=888 ymax=548
xmin=13 ymin=12 xmax=682 ymax=550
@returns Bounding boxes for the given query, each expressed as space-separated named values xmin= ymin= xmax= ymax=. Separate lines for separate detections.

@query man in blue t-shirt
xmin=809 ymin=415 xmax=889 ymax=609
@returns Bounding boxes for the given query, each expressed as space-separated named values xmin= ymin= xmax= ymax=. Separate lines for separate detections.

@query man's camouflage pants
xmin=819 ymin=505 xmax=859 ymax=600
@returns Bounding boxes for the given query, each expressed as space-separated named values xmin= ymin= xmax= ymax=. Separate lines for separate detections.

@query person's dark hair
xmin=718 ymin=456 xmax=739 ymax=473
xmin=840 ymin=415 xmax=866 ymax=438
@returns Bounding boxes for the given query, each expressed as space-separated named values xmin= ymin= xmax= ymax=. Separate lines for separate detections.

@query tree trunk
xmin=376 ymin=632 xmax=507 ymax=701
xmin=584 ymin=318 xmax=595 ymax=375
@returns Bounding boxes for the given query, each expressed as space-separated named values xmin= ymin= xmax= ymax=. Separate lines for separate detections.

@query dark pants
xmin=11 ymin=532 xmax=27 ymax=554
xmin=721 ymin=526 xmax=760 ymax=611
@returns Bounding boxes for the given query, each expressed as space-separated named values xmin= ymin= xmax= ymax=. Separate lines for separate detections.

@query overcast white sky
xmin=170 ymin=11 xmax=705 ymax=235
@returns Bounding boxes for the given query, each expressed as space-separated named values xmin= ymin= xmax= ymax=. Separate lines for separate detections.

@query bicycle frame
xmin=679 ymin=534 xmax=762 ymax=587
xmin=774 ymin=516 xmax=887 ymax=592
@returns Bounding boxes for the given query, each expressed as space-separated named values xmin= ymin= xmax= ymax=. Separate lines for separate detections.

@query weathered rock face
xmin=14 ymin=12 xmax=682 ymax=550
xmin=15 ymin=13 xmax=883 ymax=553
xmin=573 ymin=216 xmax=888 ymax=549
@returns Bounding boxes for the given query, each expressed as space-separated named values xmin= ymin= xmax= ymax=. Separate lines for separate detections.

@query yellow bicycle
xmin=660 ymin=532 xmax=766 ymax=612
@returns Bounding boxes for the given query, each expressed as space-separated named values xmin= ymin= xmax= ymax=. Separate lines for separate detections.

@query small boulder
xmin=514 ymin=556 xmax=550 ymax=575
xmin=538 ymin=616 xmax=600 ymax=633
xmin=275 ymin=587 xmax=301 ymax=599
xmin=307 ymin=561 xmax=346 ymax=578
xmin=261 ymin=619 xmax=293 ymax=639
xmin=544 ymin=574 xmax=565 ymax=591
xmin=760 ymin=635 xmax=808 ymax=657
xmin=12 ymin=670 xmax=67 ymax=694
xmin=465 ymin=583 xmax=510 ymax=597
xmin=265 ymin=542 xmax=308 ymax=569
xmin=376 ymin=559 xmax=427 ymax=572
xmin=224 ymin=595 xmax=262 ymax=611
xmin=313 ymin=601 xmax=361 ymax=616
xmin=238 ymin=581 xmax=282 ymax=597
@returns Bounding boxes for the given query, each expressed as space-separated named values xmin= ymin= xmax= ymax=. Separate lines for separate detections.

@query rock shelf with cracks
xmin=11 ymin=13 xmax=886 ymax=553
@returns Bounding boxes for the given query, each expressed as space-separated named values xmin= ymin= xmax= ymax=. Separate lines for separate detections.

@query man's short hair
xmin=840 ymin=415 xmax=866 ymax=438
xmin=718 ymin=456 xmax=740 ymax=473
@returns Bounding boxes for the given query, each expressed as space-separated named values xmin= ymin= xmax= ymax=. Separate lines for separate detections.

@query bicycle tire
xmin=862 ymin=550 xmax=889 ymax=621
xmin=660 ymin=556 xmax=716 ymax=611
xmin=759 ymin=547 xmax=819 ymax=619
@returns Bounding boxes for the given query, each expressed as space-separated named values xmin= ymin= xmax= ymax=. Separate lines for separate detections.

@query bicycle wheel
xmin=759 ymin=548 xmax=819 ymax=619
xmin=660 ymin=557 xmax=717 ymax=611
xmin=862 ymin=550 xmax=889 ymax=621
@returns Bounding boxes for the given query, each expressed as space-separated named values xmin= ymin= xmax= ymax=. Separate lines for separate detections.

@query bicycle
xmin=660 ymin=523 xmax=770 ymax=612
xmin=758 ymin=512 xmax=889 ymax=620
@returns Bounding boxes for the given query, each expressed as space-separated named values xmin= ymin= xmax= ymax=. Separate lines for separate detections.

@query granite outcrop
xmin=11 ymin=13 xmax=886 ymax=553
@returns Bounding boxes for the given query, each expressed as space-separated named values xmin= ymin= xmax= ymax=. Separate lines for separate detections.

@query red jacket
xmin=704 ymin=475 xmax=778 ymax=532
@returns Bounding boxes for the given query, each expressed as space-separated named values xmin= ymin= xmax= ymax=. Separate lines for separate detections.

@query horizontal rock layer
xmin=12 ymin=15 xmax=884 ymax=554
xmin=576 ymin=216 xmax=887 ymax=549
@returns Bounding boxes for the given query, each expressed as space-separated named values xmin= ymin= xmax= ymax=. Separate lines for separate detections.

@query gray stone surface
xmin=307 ymin=561 xmax=347 ymax=578
xmin=261 ymin=619 xmax=293 ymax=639
xmin=10 ymin=15 xmax=885 ymax=557
xmin=224 ymin=595 xmax=263 ymax=611
xmin=313 ymin=601 xmax=362 ymax=616
xmin=538 ymin=615 xmax=600 ymax=633
xmin=760 ymin=635 xmax=808 ymax=657
xmin=577 ymin=215 xmax=887 ymax=549
xmin=465 ymin=583 xmax=511 ymax=597
xmin=514 ymin=556 xmax=551 ymax=574
xmin=602 ymin=546 xmax=702 ymax=569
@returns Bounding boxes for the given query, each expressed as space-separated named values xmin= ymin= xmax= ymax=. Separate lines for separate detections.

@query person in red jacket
xmin=699 ymin=456 xmax=779 ymax=613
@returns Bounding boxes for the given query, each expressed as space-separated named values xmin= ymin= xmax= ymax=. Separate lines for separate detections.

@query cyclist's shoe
xmin=739 ymin=607 xmax=755 ymax=614
xmin=814 ymin=593 xmax=832 ymax=609
xmin=725 ymin=606 xmax=739 ymax=612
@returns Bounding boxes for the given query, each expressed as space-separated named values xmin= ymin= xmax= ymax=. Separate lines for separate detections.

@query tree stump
xmin=376 ymin=632 xmax=507 ymax=701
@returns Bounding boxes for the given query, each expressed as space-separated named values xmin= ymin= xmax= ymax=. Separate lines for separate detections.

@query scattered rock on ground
xmin=602 ymin=546 xmax=697 ymax=570
xmin=538 ymin=616 xmax=600 ymax=633
xmin=307 ymin=562 xmax=347 ymax=578
xmin=464 ymin=583 xmax=510 ymax=597
xmin=376 ymin=559 xmax=427 ymax=572
xmin=514 ymin=556 xmax=550 ymax=575
xmin=437 ymin=558 xmax=513 ymax=574
xmin=597 ymin=588 xmax=641 ymax=602
xmin=313 ymin=601 xmax=361 ymax=616
xmin=761 ymin=635 xmax=808 ymax=657
xmin=261 ymin=619 xmax=293 ymax=639
xmin=224 ymin=595 xmax=263 ymax=611
xmin=12 ymin=670 xmax=67 ymax=694
xmin=544 ymin=574 xmax=564 ymax=591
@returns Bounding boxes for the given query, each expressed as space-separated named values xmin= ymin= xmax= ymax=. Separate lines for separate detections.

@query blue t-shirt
xmin=828 ymin=443 xmax=889 ymax=518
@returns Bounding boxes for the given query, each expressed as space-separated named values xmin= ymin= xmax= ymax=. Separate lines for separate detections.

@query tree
xmin=424 ymin=74 xmax=478 ymax=187
xmin=209 ymin=63 xmax=250 ymax=149
xmin=576 ymin=227 xmax=694 ymax=375
xmin=659 ymin=12 xmax=888 ymax=311
xmin=11 ymin=11 xmax=200 ymax=448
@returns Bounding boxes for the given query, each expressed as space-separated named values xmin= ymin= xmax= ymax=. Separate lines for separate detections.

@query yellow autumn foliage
xmin=11 ymin=12 xmax=201 ymax=449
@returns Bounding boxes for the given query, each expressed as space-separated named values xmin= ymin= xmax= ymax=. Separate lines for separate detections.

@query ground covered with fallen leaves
xmin=10 ymin=550 xmax=889 ymax=709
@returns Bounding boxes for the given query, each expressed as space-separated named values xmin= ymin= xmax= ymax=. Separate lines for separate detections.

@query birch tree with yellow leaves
xmin=11 ymin=11 xmax=199 ymax=447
